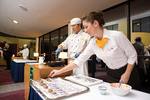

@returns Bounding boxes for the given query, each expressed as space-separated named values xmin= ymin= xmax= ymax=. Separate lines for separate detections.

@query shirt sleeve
xmin=115 ymin=32 xmax=137 ymax=64
xmin=73 ymin=38 xmax=95 ymax=66
xmin=19 ymin=50 xmax=23 ymax=53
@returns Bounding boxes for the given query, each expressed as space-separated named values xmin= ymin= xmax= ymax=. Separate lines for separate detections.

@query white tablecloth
xmin=66 ymin=83 xmax=150 ymax=100
xmin=33 ymin=81 xmax=150 ymax=100
xmin=13 ymin=59 xmax=37 ymax=63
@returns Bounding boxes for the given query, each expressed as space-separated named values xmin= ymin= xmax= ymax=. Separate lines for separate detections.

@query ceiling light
xmin=18 ymin=4 xmax=28 ymax=11
xmin=13 ymin=20 xmax=19 ymax=24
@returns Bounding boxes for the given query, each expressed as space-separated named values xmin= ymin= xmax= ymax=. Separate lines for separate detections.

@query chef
xmin=49 ymin=12 xmax=141 ymax=89
xmin=18 ymin=44 xmax=29 ymax=59
xmin=55 ymin=17 xmax=91 ymax=76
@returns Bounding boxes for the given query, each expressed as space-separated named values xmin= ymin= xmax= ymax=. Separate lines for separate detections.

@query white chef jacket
xmin=60 ymin=30 xmax=91 ymax=75
xmin=19 ymin=48 xmax=29 ymax=59
xmin=74 ymin=29 xmax=137 ymax=70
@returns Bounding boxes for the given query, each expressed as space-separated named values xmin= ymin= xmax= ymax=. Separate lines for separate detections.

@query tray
xmin=65 ymin=75 xmax=103 ymax=87
xmin=30 ymin=78 xmax=89 ymax=100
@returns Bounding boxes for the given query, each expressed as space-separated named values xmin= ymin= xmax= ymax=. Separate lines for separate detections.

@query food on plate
xmin=48 ymin=89 xmax=54 ymax=93
xmin=111 ymin=83 xmax=129 ymax=89
xmin=43 ymin=84 xmax=48 ymax=89
xmin=39 ymin=82 xmax=45 ymax=86
xmin=47 ymin=78 xmax=52 ymax=82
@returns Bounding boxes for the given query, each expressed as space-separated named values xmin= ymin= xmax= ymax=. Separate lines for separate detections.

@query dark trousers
xmin=5 ymin=58 xmax=11 ymax=69
xmin=106 ymin=64 xmax=141 ymax=90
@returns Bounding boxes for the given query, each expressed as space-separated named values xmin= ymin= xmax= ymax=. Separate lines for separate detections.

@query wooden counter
xmin=24 ymin=63 xmax=72 ymax=100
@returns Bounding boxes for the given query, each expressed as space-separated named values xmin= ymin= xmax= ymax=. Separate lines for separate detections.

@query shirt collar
xmin=103 ymin=29 xmax=109 ymax=38
xmin=72 ymin=29 xmax=83 ymax=34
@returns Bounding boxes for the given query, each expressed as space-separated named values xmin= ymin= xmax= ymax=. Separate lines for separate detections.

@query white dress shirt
xmin=74 ymin=29 xmax=137 ymax=69
xmin=19 ymin=48 xmax=29 ymax=59
xmin=60 ymin=30 xmax=91 ymax=75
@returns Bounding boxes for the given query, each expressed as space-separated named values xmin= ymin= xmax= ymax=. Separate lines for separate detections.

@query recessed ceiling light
xmin=13 ymin=20 xmax=19 ymax=24
xmin=18 ymin=4 xmax=28 ymax=11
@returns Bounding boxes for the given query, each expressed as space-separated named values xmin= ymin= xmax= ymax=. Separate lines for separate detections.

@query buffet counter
xmin=24 ymin=63 xmax=72 ymax=100
xmin=10 ymin=58 xmax=37 ymax=82
xmin=29 ymin=77 xmax=150 ymax=100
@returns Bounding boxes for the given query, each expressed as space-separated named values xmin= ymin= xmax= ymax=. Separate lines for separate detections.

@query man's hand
xmin=48 ymin=70 xmax=61 ymax=77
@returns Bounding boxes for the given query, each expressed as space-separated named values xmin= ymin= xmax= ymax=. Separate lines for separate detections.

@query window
xmin=60 ymin=26 xmax=68 ymax=43
xmin=104 ymin=24 xmax=118 ymax=30
xmin=43 ymin=34 xmax=50 ymax=53
xmin=39 ymin=25 xmax=68 ymax=61
xmin=132 ymin=16 xmax=150 ymax=32
xmin=51 ymin=30 xmax=59 ymax=51
xmin=132 ymin=19 xmax=141 ymax=32
xmin=39 ymin=36 xmax=44 ymax=54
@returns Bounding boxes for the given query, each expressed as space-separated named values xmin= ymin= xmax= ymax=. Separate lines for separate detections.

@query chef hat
xmin=70 ymin=18 xmax=81 ymax=25
xmin=23 ymin=44 xmax=27 ymax=48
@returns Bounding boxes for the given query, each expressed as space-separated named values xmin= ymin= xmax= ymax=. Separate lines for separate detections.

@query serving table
xmin=24 ymin=63 xmax=72 ymax=100
xmin=29 ymin=78 xmax=150 ymax=100
xmin=10 ymin=58 xmax=37 ymax=82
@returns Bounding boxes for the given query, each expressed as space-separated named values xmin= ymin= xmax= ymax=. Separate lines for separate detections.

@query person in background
xmin=3 ymin=43 xmax=12 ymax=70
xmin=133 ymin=37 xmax=145 ymax=68
xmin=133 ymin=37 xmax=146 ymax=85
xmin=18 ymin=44 xmax=29 ymax=59
xmin=55 ymin=17 xmax=91 ymax=76
xmin=145 ymin=45 xmax=150 ymax=56
xmin=133 ymin=37 xmax=144 ymax=57
xmin=147 ymin=45 xmax=150 ymax=53
xmin=49 ymin=11 xmax=140 ymax=89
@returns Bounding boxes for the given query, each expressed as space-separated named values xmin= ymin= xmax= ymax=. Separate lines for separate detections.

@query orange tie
xmin=96 ymin=37 xmax=109 ymax=48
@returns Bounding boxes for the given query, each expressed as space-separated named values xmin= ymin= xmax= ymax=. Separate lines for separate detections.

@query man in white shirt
xmin=18 ymin=44 xmax=29 ymax=59
xmin=55 ymin=18 xmax=91 ymax=76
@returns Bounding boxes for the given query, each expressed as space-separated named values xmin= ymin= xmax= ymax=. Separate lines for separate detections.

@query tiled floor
xmin=0 ymin=65 xmax=24 ymax=93
xmin=0 ymin=65 xmax=25 ymax=100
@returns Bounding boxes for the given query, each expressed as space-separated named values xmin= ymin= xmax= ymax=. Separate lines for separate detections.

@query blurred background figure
xmin=133 ymin=37 xmax=146 ymax=85
xmin=133 ymin=37 xmax=144 ymax=56
xmin=3 ymin=43 xmax=13 ymax=70
xmin=133 ymin=37 xmax=144 ymax=68
xmin=144 ymin=45 xmax=150 ymax=56
xmin=18 ymin=44 xmax=29 ymax=59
